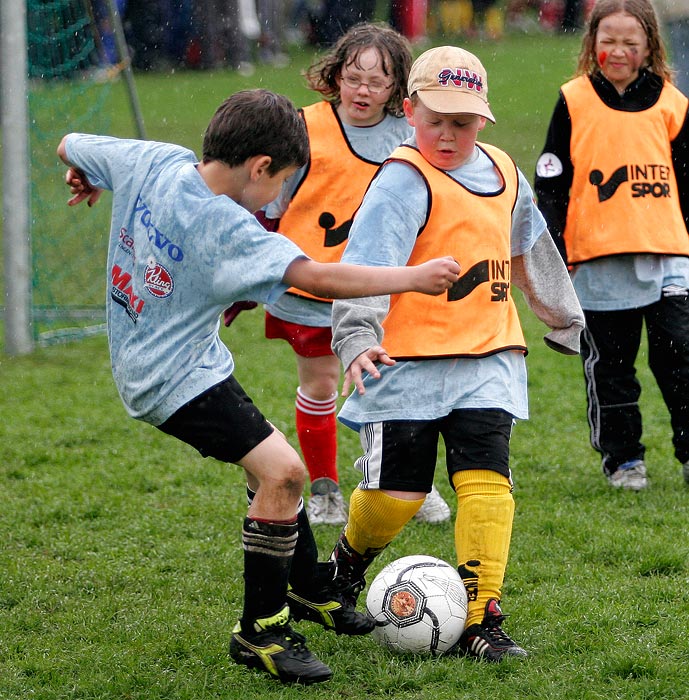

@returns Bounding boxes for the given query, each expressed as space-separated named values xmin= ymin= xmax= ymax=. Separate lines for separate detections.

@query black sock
xmin=287 ymin=505 xmax=323 ymax=593
xmin=241 ymin=517 xmax=297 ymax=631
xmin=246 ymin=487 xmax=321 ymax=595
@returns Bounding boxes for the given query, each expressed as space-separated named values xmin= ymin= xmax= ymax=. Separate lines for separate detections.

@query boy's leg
xmin=233 ymin=431 xmax=333 ymax=683
xmin=244 ymin=482 xmax=372 ymax=636
xmin=284 ymin=490 xmax=375 ymax=635
xmin=330 ymin=488 xmax=425 ymax=590
xmin=327 ymin=420 xmax=435 ymax=598
xmin=157 ymin=377 xmax=331 ymax=684
xmin=444 ymin=409 xmax=527 ymax=662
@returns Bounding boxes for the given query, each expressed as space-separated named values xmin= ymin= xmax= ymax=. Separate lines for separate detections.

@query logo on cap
xmin=437 ymin=68 xmax=484 ymax=93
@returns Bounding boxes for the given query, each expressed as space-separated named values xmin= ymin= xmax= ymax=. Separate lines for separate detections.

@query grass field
xmin=2 ymin=30 xmax=689 ymax=700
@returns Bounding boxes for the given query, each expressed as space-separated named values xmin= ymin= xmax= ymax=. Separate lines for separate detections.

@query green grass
xmin=3 ymin=31 xmax=689 ymax=700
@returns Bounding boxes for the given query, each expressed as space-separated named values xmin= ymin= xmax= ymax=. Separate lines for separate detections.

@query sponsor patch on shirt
xmin=144 ymin=260 xmax=174 ymax=298
xmin=536 ymin=152 xmax=563 ymax=178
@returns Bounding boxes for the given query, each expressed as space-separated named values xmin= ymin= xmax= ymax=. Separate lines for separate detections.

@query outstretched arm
xmin=283 ymin=256 xmax=460 ymax=300
xmin=57 ymin=136 xmax=103 ymax=207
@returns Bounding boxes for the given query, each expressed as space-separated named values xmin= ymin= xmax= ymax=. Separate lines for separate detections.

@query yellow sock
xmin=452 ymin=470 xmax=514 ymax=627
xmin=346 ymin=488 xmax=424 ymax=556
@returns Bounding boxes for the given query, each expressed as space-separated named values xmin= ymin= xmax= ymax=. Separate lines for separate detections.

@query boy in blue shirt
xmin=57 ymin=89 xmax=460 ymax=685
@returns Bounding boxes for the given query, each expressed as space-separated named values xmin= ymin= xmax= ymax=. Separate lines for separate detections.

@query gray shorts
xmin=354 ymin=408 xmax=513 ymax=492
xmin=157 ymin=375 xmax=274 ymax=464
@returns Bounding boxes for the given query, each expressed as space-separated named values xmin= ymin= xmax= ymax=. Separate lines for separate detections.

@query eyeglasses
xmin=340 ymin=74 xmax=393 ymax=95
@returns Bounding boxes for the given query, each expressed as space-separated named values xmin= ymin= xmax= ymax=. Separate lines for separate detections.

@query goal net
xmin=18 ymin=0 xmax=138 ymax=346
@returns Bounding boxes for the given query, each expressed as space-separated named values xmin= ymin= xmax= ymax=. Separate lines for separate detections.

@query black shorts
xmin=354 ymin=408 xmax=513 ymax=492
xmin=157 ymin=375 xmax=274 ymax=464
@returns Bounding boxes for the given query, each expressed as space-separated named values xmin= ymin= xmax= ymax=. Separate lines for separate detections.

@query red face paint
xmin=598 ymin=51 xmax=608 ymax=66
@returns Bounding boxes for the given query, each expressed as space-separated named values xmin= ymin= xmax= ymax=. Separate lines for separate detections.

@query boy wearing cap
xmin=318 ymin=46 xmax=584 ymax=662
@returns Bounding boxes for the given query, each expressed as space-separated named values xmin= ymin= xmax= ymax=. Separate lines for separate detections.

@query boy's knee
xmin=275 ymin=456 xmax=307 ymax=496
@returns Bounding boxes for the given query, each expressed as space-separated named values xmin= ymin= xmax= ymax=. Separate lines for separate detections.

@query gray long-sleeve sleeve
xmin=331 ymin=295 xmax=389 ymax=371
xmin=511 ymin=231 xmax=585 ymax=355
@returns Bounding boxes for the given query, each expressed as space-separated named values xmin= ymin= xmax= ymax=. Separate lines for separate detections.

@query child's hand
xmin=343 ymin=346 xmax=396 ymax=396
xmin=223 ymin=300 xmax=258 ymax=327
xmin=413 ymin=257 xmax=460 ymax=295
xmin=65 ymin=167 xmax=102 ymax=207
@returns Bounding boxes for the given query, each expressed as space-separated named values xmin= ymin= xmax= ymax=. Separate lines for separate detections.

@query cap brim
xmin=416 ymin=90 xmax=496 ymax=123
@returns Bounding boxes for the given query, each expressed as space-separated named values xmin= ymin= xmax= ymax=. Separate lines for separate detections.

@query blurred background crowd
xmin=92 ymin=0 xmax=591 ymax=74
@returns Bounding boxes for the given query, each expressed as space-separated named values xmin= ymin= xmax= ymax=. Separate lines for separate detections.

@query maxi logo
xmin=111 ymin=264 xmax=144 ymax=323
xmin=133 ymin=196 xmax=184 ymax=262
xmin=589 ymin=163 xmax=672 ymax=203
xmin=447 ymin=259 xmax=510 ymax=302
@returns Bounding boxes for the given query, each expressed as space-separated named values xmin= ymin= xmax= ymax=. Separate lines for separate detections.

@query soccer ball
xmin=366 ymin=555 xmax=468 ymax=655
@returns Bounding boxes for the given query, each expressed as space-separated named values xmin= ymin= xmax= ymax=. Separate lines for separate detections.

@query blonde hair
xmin=575 ymin=0 xmax=672 ymax=81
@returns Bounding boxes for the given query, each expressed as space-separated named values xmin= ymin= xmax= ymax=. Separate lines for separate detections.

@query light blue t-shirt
xmin=265 ymin=110 xmax=413 ymax=327
xmin=571 ymin=255 xmax=689 ymax=310
xmin=65 ymin=134 xmax=305 ymax=425
xmin=336 ymin=141 xmax=547 ymax=429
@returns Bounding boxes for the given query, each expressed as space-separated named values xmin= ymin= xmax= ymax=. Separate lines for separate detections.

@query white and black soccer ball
xmin=366 ymin=554 xmax=468 ymax=655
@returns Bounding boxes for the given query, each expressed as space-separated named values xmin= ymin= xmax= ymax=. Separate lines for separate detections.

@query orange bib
xmin=562 ymin=76 xmax=689 ymax=264
xmin=381 ymin=144 xmax=526 ymax=360
xmin=280 ymin=101 xmax=382 ymax=301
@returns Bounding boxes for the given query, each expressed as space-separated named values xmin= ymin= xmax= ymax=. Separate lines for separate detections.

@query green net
xmin=26 ymin=0 xmax=135 ymax=345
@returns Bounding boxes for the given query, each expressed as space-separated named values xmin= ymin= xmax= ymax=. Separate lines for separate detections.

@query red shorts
xmin=265 ymin=311 xmax=334 ymax=358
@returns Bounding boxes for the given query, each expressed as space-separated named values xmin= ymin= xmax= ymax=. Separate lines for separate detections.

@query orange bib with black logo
xmin=562 ymin=75 xmax=689 ymax=264
xmin=381 ymin=144 xmax=526 ymax=360
xmin=280 ymin=101 xmax=382 ymax=301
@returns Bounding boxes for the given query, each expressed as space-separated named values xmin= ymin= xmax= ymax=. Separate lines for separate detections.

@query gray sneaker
xmin=306 ymin=479 xmax=348 ymax=525
xmin=414 ymin=485 xmax=451 ymax=523
xmin=682 ymin=461 xmax=689 ymax=485
xmin=607 ymin=459 xmax=648 ymax=491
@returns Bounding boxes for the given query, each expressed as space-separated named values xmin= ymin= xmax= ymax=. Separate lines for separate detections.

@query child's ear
xmin=403 ymin=97 xmax=415 ymax=126
xmin=477 ymin=116 xmax=487 ymax=131
xmin=249 ymin=155 xmax=272 ymax=180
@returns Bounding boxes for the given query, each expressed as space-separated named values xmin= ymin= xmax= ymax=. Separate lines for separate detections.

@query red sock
xmin=295 ymin=387 xmax=338 ymax=485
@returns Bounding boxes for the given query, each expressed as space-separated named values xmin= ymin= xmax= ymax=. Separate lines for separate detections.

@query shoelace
xmin=484 ymin=618 xmax=515 ymax=646
xmin=329 ymin=575 xmax=365 ymax=605
xmin=281 ymin=629 xmax=312 ymax=657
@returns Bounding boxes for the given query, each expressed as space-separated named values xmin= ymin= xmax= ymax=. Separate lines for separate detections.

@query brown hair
xmin=202 ymin=89 xmax=309 ymax=174
xmin=575 ymin=0 xmax=672 ymax=81
xmin=304 ymin=22 xmax=413 ymax=117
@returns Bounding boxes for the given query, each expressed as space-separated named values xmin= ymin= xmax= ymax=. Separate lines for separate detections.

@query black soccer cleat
xmin=229 ymin=606 xmax=333 ymax=684
xmin=287 ymin=579 xmax=374 ymax=636
xmin=454 ymin=599 xmax=528 ymax=662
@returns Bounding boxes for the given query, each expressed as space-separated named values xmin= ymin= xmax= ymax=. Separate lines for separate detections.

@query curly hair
xmin=303 ymin=22 xmax=413 ymax=117
xmin=575 ymin=0 xmax=672 ymax=82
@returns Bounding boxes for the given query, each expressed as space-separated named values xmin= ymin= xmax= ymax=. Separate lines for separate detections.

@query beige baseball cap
xmin=407 ymin=46 xmax=495 ymax=123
